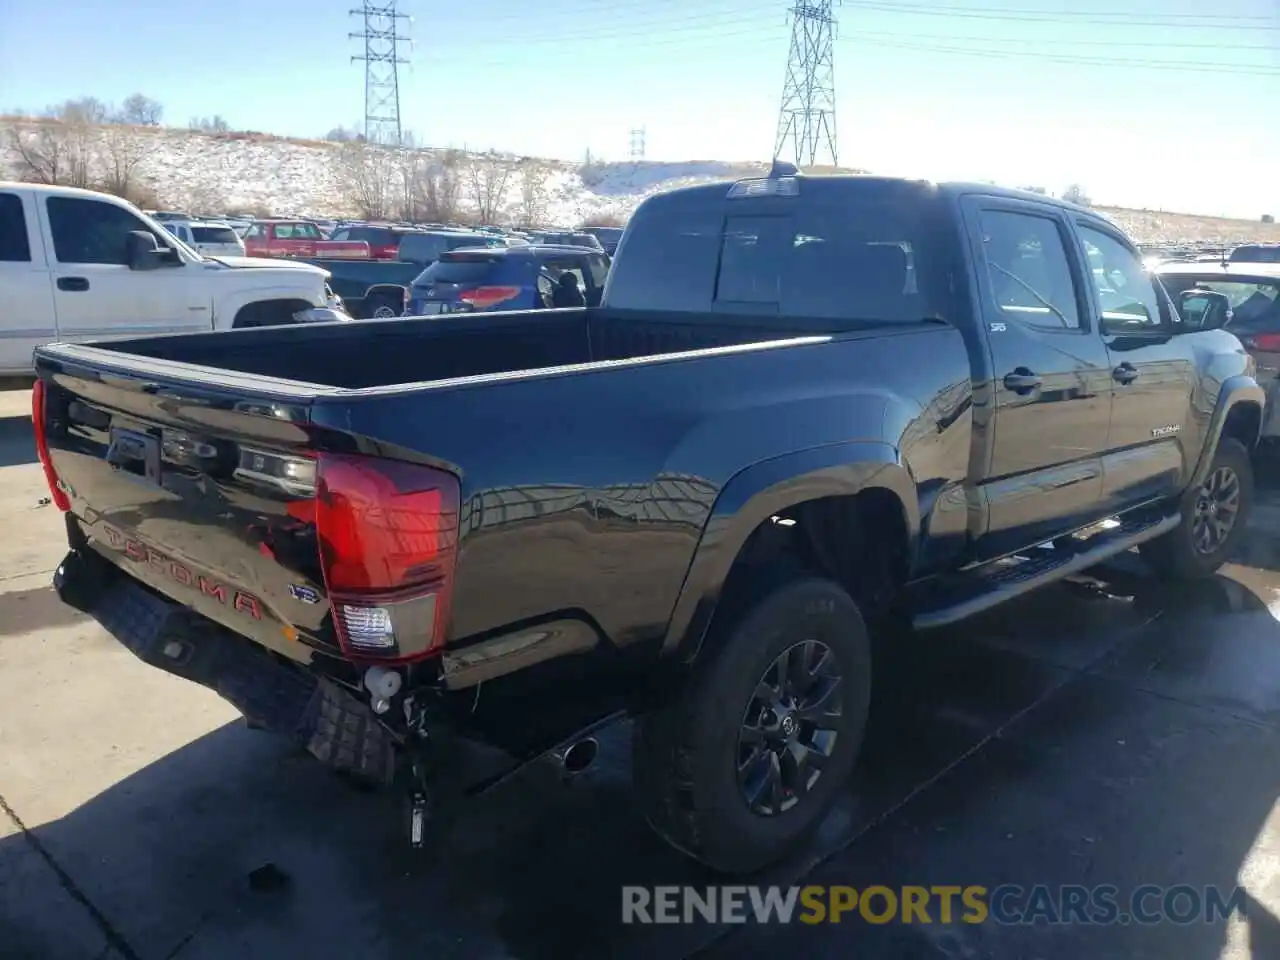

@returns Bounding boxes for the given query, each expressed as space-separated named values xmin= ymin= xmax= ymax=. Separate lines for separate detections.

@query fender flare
xmin=215 ymin=283 xmax=324 ymax=329
xmin=1189 ymin=374 xmax=1264 ymax=489
xmin=660 ymin=441 xmax=918 ymax=663
xmin=365 ymin=283 xmax=408 ymax=302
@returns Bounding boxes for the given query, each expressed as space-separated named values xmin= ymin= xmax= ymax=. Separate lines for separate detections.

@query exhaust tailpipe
xmin=557 ymin=737 xmax=599 ymax=777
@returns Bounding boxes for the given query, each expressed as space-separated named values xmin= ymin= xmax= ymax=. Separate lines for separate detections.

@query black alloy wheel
xmin=737 ymin=638 xmax=843 ymax=816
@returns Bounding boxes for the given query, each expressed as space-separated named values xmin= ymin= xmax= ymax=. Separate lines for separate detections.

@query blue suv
xmin=406 ymin=245 xmax=611 ymax=315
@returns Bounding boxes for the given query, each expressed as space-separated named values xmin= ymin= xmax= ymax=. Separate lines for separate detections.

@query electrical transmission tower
xmin=629 ymin=127 xmax=647 ymax=160
xmin=350 ymin=2 xmax=410 ymax=145
xmin=774 ymin=1 xmax=838 ymax=168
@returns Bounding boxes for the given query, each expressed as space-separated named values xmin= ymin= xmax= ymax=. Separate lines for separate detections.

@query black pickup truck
xmin=306 ymin=231 xmax=508 ymax=318
xmin=34 ymin=170 xmax=1263 ymax=874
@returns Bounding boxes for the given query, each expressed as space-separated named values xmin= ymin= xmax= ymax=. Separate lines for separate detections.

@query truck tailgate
xmin=36 ymin=356 xmax=343 ymax=665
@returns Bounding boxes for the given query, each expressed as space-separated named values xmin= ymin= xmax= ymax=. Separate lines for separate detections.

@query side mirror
xmin=126 ymin=230 xmax=167 ymax=270
xmin=1177 ymin=289 xmax=1233 ymax=330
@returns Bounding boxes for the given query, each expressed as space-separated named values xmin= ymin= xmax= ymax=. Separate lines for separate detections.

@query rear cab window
xmin=192 ymin=226 xmax=239 ymax=244
xmin=414 ymin=253 xmax=512 ymax=286
xmin=605 ymin=177 xmax=953 ymax=325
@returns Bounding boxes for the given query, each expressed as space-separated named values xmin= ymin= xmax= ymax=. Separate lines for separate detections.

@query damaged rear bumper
xmin=54 ymin=548 xmax=399 ymax=786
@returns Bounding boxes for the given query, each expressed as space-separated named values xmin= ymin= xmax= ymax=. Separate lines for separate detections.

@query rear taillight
xmin=31 ymin=380 xmax=70 ymax=512
xmin=403 ymin=286 xmax=411 ymax=310
xmin=458 ymin=286 xmax=521 ymax=310
xmin=314 ymin=453 xmax=459 ymax=662
xmin=1245 ymin=333 xmax=1280 ymax=352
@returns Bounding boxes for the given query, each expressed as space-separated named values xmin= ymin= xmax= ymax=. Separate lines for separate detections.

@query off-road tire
xmin=632 ymin=577 xmax=872 ymax=874
xmin=1140 ymin=437 xmax=1252 ymax=580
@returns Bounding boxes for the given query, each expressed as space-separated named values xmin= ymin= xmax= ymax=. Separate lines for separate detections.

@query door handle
xmin=57 ymin=276 xmax=90 ymax=292
xmin=1113 ymin=363 xmax=1139 ymax=385
xmin=1002 ymin=369 xmax=1042 ymax=394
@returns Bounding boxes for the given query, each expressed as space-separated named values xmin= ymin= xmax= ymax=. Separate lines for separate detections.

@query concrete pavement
xmin=2 ymin=384 xmax=1280 ymax=958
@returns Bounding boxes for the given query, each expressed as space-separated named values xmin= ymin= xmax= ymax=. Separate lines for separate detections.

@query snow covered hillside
xmin=0 ymin=121 xmax=818 ymax=224
xmin=3 ymin=120 xmax=1277 ymax=246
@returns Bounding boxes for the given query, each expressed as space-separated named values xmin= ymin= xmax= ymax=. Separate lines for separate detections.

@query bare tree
xmin=120 ymin=93 xmax=163 ymax=126
xmin=516 ymin=159 xmax=551 ymax=228
xmin=99 ymin=118 xmax=158 ymax=199
xmin=63 ymin=97 xmax=110 ymax=125
xmin=579 ymin=212 xmax=625 ymax=229
xmin=3 ymin=118 xmax=72 ymax=185
xmin=1062 ymin=184 xmax=1091 ymax=207
xmin=189 ymin=115 xmax=230 ymax=134
xmin=333 ymin=139 xmax=398 ymax=219
xmin=325 ymin=125 xmax=361 ymax=142
xmin=467 ymin=151 xmax=513 ymax=225
xmin=435 ymin=149 xmax=464 ymax=222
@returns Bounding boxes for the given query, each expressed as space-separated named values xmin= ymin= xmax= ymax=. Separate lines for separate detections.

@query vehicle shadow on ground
xmin=8 ymin=527 xmax=1280 ymax=960
xmin=9 ymin=562 xmax=1280 ymax=960
xmin=0 ymin=414 xmax=35 ymax=469
xmin=0 ymin=585 xmax=89 ymax=637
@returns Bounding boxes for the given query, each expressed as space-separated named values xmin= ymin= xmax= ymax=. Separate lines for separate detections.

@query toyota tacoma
xmin=35 ymin=168 xmax=1262 ymax=873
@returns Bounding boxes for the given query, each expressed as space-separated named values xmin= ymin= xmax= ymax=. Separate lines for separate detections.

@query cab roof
xmin=649 ymin=173 xmax=1098 ymax=216
xmin=1156 ymin=261 xmax=1280 ymax=280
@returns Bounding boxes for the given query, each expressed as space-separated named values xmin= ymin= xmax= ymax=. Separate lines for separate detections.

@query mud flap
xmin=54 ymin=549 xmax=398 ymax=786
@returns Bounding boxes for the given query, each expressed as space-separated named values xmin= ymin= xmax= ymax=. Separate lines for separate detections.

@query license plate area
xmin=107 ymin=427 xmax=161 ymax=483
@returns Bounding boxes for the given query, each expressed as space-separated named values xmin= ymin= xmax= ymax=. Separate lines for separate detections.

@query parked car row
xmin=0 ymin=182 xmax=343 ymax=375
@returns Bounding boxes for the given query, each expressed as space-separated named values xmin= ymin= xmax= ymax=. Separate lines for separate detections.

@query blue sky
xmin=2 ymin=0 xmax=1277 ymax=217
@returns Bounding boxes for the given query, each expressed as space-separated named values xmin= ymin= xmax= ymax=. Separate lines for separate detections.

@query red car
xmin=241 ymin=220 xmax=370 ymax=259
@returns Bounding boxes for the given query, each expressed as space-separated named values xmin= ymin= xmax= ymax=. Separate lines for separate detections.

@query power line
xmin=839 ymin=0 xmax=1280 ymax=29
xmin=350 ymin=1 xmax=410 ymax=145
xmin=855 ymin=36 xmax=1280 ymax=76
xmin=428 ymin=4 xmax=1280 ymax=49
xmin=856 ymin=28 xmax=1280 ymax=51
xmin=426 ymin=27 xmax=1276 ymax=78
xmin=775 ymin=1 xmax=839 ymax=167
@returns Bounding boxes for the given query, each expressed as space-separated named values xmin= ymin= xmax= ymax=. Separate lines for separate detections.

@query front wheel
xmin=632 ymin=577 xmax=871 ymax=874
xmin=1140 ymin=437 xmax=1252 ymax=579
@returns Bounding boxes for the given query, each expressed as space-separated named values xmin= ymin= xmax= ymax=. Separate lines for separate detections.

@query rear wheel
xmin=633 ymin=577 xmax=871 ymax=874
xmin=366 ymin=294 xmax=401 ymax=319
xmin=1140 ymin=437 xmax=1252 ymax=579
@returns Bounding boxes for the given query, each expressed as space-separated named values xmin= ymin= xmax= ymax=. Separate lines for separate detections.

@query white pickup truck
xmin=0 ymin=182 xmax=345 ymax=375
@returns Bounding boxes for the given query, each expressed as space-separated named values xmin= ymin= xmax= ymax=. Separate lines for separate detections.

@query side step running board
xmin=912 ymin=511 xmax=1180 ymax=630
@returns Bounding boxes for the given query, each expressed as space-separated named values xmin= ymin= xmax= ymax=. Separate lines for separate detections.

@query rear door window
xmin=978 ymin=210 xmax=1082 ymax=329
xmin=0 ymin=192 xmax=31 ymax=262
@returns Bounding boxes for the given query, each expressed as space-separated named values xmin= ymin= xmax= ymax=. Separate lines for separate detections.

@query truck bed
xmin=63 ymin=308 xmax=834 ymax=391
